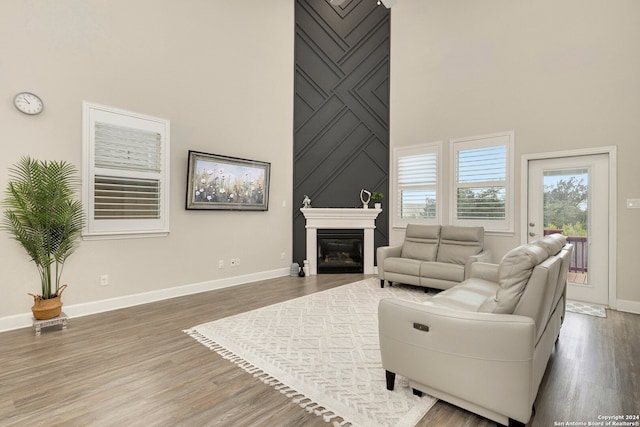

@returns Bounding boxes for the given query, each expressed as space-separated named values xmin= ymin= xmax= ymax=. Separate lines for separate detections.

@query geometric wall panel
xmin=294 ymin=0 xmax=390 ymax=265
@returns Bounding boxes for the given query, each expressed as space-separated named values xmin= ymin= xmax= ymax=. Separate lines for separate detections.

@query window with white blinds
xmin=392 ymin=142 xmax=441 ymax=227
xmin=450 ymin=131 xmax=514 ymax=232
xmin=82 ymin=102 xmax=170 ymax=238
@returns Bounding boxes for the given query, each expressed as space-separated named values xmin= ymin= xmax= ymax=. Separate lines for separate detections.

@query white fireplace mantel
xmin=300 ymin=207 xmax=382 ymax=275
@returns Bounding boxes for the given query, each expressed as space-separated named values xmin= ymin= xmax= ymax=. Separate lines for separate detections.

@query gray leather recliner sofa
xmin=378 ymin=233 xmax=573 ymax=427
xmin=377 ymin=224 xmax=491 ymax=290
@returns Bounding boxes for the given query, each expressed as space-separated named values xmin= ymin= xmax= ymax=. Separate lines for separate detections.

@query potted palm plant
xmin=2 ymin=156 xmax=84 ymax=320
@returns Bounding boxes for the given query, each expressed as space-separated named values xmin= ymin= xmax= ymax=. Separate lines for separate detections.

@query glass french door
xmin=527 ymin=154 xmax=609 ymax=306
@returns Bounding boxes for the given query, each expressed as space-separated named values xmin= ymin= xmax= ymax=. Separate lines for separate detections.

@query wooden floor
xmin=1 ymin=274 xmax=638 ymax=426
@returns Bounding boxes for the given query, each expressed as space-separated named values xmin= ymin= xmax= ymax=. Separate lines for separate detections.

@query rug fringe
xmin=184 ymin=328 xmax=352 ymax=426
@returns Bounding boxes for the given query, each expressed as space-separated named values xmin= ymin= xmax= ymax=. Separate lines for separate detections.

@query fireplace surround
xmin=300 ymin=208 xmax=381 ymax=275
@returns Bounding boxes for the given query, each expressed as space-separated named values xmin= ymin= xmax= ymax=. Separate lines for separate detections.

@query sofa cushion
xmin=436 ymin=226 xmax=484 ymax=265
xmin=479 ymin=244 xmax=548 ymax=314
xmin=420 ymin=261 xmax=465 ymax=283
xmin=430 ymin=279 xmax=499 ymax=311
xmin=384 ymin=257 xmax=421 ymax=277
xmin=534 ymin=234 xmax=567 ymax=256
xmin=401 ymin=224 xmax=441 ymax=261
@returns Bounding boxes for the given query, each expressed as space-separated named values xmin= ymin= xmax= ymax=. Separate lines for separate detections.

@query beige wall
xmin=390 ymin=0 xmax=640 ymax=306
xmin=0 ymin=1 xmax=295 ymax=318
xmin=2 ymin=0 xmax=639 ymax=321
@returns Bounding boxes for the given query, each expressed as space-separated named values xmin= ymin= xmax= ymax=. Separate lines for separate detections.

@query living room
xmin=1 ymin=0 xmax=639 ymax=426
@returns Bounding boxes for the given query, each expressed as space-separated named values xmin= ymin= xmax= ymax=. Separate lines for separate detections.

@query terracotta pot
xmin=29 ymin=284 xmax=67 ymax=320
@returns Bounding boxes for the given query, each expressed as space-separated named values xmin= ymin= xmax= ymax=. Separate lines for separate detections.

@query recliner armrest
xmin=469 ymin=261 xmax=499 ymax=282
xmin=376 ymin=244 xmax=403 ymax=279
xmin=464 ymin=250 xmax=492 ymax=279
xmin=378 ymin=297 xmax=536 ymax=424
xmin=379 ymin=298 xmax=535 ymax=362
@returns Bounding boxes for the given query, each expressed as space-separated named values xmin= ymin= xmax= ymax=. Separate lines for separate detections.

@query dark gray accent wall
xmin=293 ymin=0 xmax=390 ymax=266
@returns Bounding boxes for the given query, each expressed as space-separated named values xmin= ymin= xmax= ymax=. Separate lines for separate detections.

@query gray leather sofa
xmin=377 ymin=224 xmax=490 ymax=290
xmin=378 ymin=234 xmax=572 ymax=427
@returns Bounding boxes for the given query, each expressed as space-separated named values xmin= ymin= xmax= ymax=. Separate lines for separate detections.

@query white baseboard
xmin=616 ymin=299 xmax=640 ymax=315
xmin=0 ymin=268 xmax=289 ymax=333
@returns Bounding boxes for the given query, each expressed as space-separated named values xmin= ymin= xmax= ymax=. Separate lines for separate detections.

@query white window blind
xmin=451 ymin=131 xmax=513 ymax=232
xmin=393 ymin=143 xmax=441 ymax=227
xmin=456 ymin=145 xmax=506 ymax=220
xmin=94 ymin=175 xmax=161 ymax=219
xmin=95 ymin=123 xmax=162 ymax=172
xmin=82 ymin=102 xmax=170 ymax=238
xmin=94 ymin=123 xmax=162 ymax=220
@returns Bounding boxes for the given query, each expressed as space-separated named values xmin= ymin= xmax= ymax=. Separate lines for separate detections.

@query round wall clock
xmin=14 ymin=92 xmax=44 ymax=115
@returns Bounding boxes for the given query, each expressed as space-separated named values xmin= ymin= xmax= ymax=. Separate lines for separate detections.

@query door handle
xmin=529 ymin=222 xmax=535 ymax=227
xmin=529 ymin=232 xmax=536 ymax=237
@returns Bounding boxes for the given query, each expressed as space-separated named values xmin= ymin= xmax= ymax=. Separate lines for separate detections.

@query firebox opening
xmin=317 ymin=229 xmax=364 ymax=274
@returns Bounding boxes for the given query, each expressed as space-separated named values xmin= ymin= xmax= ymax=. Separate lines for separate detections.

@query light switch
xmin=627 ymin=198 xmax=640 ymax=208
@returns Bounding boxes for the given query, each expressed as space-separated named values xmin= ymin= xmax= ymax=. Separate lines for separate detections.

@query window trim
xmin=391 ymin=141 xmax=442 ymax=228
xmin=449 ymin=131 xmax=514 ymax=233
xmin=82 ymin=101 xmax=170 ymax=239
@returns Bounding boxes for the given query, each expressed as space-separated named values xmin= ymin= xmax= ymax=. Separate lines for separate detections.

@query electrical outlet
xmin=281 ymin=252 xmax=285 ymax=260
xmin=100 ymin=274 xmax=109 ymax=286
xmin=230 ymin=258 xmax=236 ymax=267
xmin=218 ymin=260 xmax=224 ymax=268
xmin=235 ymin=258 xmax=240 ymax=266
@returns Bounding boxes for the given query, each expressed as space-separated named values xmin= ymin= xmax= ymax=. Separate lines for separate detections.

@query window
xmin=450 ymin=131 xmax=514 ymax=232
xmin=392 ymin=142 xmax=441 ymax=227
xmin=82 ymin=102 xmax=170 ymax=238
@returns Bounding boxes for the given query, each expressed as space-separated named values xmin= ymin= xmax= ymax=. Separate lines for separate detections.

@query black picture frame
xmin=186 ymin=150 xmax=270 ymax=211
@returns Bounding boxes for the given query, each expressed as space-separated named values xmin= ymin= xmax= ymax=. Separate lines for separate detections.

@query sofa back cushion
xmin=513 ymin=255 xmax=562 ymax=344
xmin=436 ymin=226 xmax=484 ymax=265
xmin=479 ymin=243 xmax=548 ymax=314
xmin=401 ymin=224 xmax=441 ymax=261
xmin=534 ymin=233 xmax=567 ymax=256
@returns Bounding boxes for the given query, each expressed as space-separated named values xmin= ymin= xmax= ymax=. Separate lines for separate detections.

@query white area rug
xmin=185 ymin=278 xmax=437 ymax=427
xmin=566 ymin=300 xmax=607 ymax=318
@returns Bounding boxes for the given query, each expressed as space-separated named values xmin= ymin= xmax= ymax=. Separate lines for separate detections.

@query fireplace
xmin=317 ymin=229 xmax=364 ymax=274
xmin=300 ymin=207 xmax=381 ymax=275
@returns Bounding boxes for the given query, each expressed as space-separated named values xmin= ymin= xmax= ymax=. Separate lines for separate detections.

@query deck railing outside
xmin=543 ymin=229 xmax=587 ymax=273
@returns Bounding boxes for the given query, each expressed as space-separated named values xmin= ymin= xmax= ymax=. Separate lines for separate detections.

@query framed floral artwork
xmin=186 ymin=151 xmax=270 ymax=211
